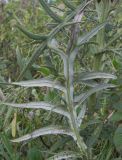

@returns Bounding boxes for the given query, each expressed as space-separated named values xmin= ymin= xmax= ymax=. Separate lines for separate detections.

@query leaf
xmin=39 ymin=66 xmax=51 ymax=76
xmin=48 ymin=39 xmax=67 ymax=61
xmin=1 ymin=134 xmax=15 ymax=160
xmin=15 ymin=1 xmax=95 ymax=81
xmin=11 ymin=112 xmax=17 ymax=138
xmin=13 ymin=78 xmax=66 ymax=93
xmin=39 ymin=0 xmax=62 ymax=23
xmin=11 ymin=126 xmax=75 ymax=143
xmin=47 ymin=151 xmax=81 ymax=160
xmin=114 ymin=124 xmax=122 ymax=153
xmin=77 ymin=23 xmax=106 ymax=46
xmin=75 ymin=84 xmax=115 ymax=108
xmin=77 ymin=103 xmax=86 ymax=127
xmin=76 ymin=72 xmax=117 ymax=81
xmin=64 ymin=0 xmax=93 ymax=22
xmin=113 ymin=102 xmax=122 ymax=111
xmin=3 ymin=102 xmax=70 ymax=118
xmin=17 ymin=21 xmax=82 ymax=81
xmin=16 ymin=25 xmax=48 ymax=41
xmin=81 ymin=80 xmax=99 ymax=87
xmin=63 ymin=0 xmax=76 ymax=10
xmin=109 ymin=111 xmax=122 ymax=122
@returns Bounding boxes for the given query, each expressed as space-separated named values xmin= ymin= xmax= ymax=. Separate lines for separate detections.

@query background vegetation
xmin=0 ymin=0 xmax=122 ymax=159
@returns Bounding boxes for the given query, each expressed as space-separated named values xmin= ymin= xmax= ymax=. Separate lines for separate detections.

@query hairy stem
xmin=66 ymin=58 xmax=87 ymax=157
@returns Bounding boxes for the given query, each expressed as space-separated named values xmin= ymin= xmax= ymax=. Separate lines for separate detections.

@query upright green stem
xmin=65 ymin=58 xmax=87 ymax=157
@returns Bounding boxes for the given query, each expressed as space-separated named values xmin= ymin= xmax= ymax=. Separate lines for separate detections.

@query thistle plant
xmin=1 ymin=0 xmax=118 ymax=159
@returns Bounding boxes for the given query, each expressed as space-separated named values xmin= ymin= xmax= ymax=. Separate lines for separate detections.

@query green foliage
xmin=114 ymin=124 xmax=122 ymax=154
xmin=0 ymin=0 xmax=122 ymax=159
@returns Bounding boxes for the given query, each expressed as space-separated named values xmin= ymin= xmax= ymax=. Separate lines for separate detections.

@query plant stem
xmin=66 ymin=58 xmax=87 ymax=158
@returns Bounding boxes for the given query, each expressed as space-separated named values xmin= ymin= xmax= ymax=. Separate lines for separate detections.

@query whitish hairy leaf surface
xmin=11 ymin=126 xmax=75 ymax=143
xmin=76 ymin=72 xmax=117 ymax=81
xmin=12 ymin=78 xmax=66 ymax=93
xmin=75 ymin=84 xmax=115 ymax=108
xmin=77 ymin=23 xmax=106 ymax=46
xmin=3 ymin=102 xmax=70 ymax=118
xmin=47 ymin=151 xmax=80 ymax=160
xmin=77 ymin=103 xmax=86 ymax=127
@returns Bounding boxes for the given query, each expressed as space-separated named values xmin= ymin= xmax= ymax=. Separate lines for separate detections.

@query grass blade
xmin=1 ymin=134 xmax=15 ymax=160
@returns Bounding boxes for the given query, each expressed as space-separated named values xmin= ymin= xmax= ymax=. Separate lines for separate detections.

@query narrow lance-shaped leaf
xmin=75 ymin=84 xmax=116 ymax=109
xmin=62 ymin=0 xmax=76 ymax=10
xmin=13 ymin=78 xmax=66 ymax=93
xmin=77 ymin=23 xmax=106 ymax=46
xmin=16 ymin=25 xmax=48 ymax=41
xmin=39 ymin=0 xmax=62 ymax=23
xmin=47 ymin=151 xmax=81 ymax=160
xmin=11 ymin=125 xmax=75 ymax=143
xmin=78 ymin=80 xmax=99 ymax=87
xmin=49 ymin=21 xmax=82 ymax=39
xmin=2 ymin=102 xmax=70 ymax=119
xmin=76 ymin=72 xmax=117 ymax=81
